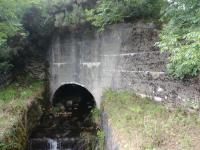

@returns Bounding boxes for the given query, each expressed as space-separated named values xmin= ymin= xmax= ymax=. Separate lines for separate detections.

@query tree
xmin=0 ymin=0 xmax=38 ymax=72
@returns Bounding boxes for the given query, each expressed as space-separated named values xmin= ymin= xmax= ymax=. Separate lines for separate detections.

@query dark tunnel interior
xmin=52 ymin=84 xmax=96 ymax=122
xmin=31 ymin=84 xmax=96 ymax=139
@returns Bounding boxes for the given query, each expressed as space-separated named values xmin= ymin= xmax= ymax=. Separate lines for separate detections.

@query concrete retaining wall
xmin=49 ymin=21 xmax=200 ymax=150
xmin=49 ymin=22 xmax=200 ymax=108
xmin=101 ymin=111 xmax=119 ymax=150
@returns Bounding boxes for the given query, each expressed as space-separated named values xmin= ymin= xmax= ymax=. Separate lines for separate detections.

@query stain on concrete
xmin=49 ymin=22 xmax=200 ymax=108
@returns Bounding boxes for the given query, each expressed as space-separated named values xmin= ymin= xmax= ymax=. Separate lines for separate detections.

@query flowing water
xmin=48 ymin=139 xmax=57 ymax=150
xmin=28 ymin=104 xmax=98 ymax=150
xmin=28 ymin=84 xmax=99 ymax=150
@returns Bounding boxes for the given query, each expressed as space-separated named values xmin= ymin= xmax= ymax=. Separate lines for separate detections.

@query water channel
xmin=28 ymin=84 xmax=99 ymax=150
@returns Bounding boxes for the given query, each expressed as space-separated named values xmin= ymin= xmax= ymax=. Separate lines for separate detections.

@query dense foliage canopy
xmin=0 ymin=0 xmax=199 ymax=78
xmin=0 ymin=0 xmax=42 ymax=72
xmin=0 ymin=0 xmax=27 ymax=72
xmin=0 ymin=0 xmax=86 ymax=73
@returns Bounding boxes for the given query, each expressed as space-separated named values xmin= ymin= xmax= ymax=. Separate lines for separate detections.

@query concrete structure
xmin=49 ymin=22 xmax=200 ymax=108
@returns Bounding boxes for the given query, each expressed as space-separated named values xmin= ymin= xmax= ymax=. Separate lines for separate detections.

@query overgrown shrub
xmin=85 ymin=0 xmax=165 ymax=30
xmin=55 ymin=4 xmax=86 ymax=29
xmin=157 ymin=0 xmax=200 ymax=78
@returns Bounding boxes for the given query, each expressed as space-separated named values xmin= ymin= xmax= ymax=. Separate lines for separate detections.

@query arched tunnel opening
xmin=29 ymin=84 xmax=99 ymax=150
xmin=52 ymin=84 xmax=96 ymax=122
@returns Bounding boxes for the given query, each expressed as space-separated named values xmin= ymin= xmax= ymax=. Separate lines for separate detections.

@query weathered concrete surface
xmin=49 ymin=22 xmax=200 ymax=107
xmin=101 ymin=111 xmax=120 ymax=150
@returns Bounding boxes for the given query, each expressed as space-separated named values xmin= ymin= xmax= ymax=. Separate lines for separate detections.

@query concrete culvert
xmin=52 ymin=83 xmax=96 ymax=121
xmin=29 ymin=84 xmax=98 ymax=150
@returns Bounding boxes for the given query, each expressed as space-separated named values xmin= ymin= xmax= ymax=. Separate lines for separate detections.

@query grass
xmin=0 ymin=79 xmax=43 ymax=139
xmin=102 ymin=90 xmax=200 ymax=150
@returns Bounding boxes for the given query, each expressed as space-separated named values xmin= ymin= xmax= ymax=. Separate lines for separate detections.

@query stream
xmin=28 ymin=85 xmax=99 ymax=150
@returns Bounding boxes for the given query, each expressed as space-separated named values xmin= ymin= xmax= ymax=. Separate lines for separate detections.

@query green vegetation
xmin=97 ymin=130 xmax=105 ymax=150
xmin=0 ymin=0 xmax=88 ymax=73
xmin=90 ymin=108 xmax=105 ymax=149
xmin=0 ymin=79 xmax=43 ymax=149
xmin=85 ymin=0 xmax=165 ymax=30
xmin=102 ymin=90 xmax=200 ymax=149
xmin=0 ymin=0 xmax=41 ymax=72
xmin=91 ymin=108 xmax=101 ymax=125
xmin=0 ymin=0 xmax=199 ymax=78
xmin=85 ymin=0 xmax=200 ymax=78
xmin=157 ymin=0 xmax=200 ymax=78
xmin=54 ymin=4 xmax=86 ymax=29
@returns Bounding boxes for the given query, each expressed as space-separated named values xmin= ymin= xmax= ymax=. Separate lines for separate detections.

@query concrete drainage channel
xmin=28 ymin=84 xmax=101 ymax=150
